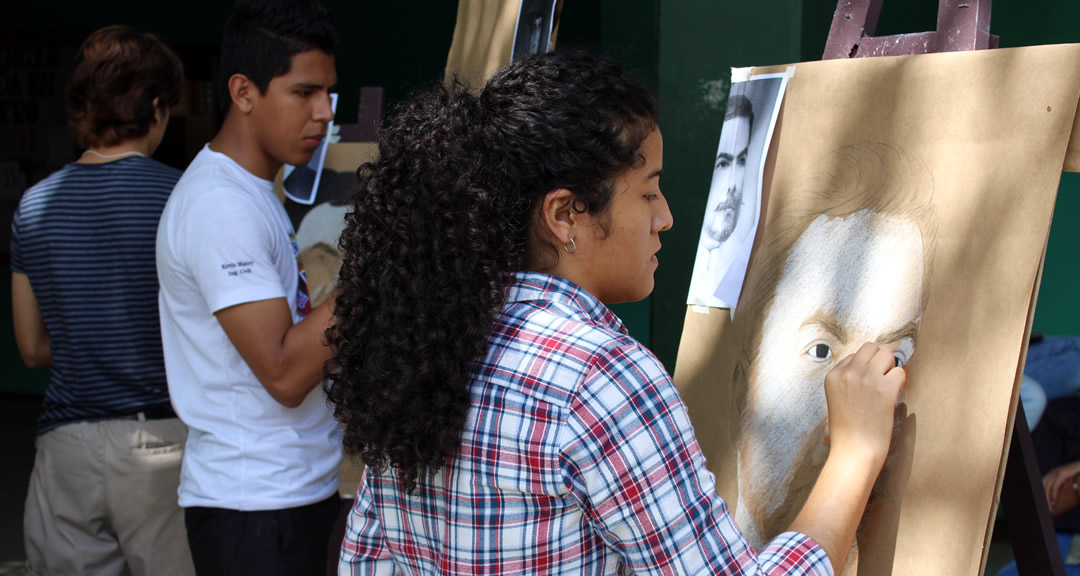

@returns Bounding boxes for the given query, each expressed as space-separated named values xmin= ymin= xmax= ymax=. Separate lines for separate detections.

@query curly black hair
xmin=325 ymin=50 xmax=658 ymax=490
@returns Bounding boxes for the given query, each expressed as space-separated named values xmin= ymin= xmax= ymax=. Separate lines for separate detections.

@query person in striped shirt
xmin=10 ymin=25 xmax=193 ymax=575
xmin=326 ymin=50 xmax=906 ymax=576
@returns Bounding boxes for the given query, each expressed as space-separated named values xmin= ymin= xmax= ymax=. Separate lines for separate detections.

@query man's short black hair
xmin=218 ymin=0 xmax=340 ymax=117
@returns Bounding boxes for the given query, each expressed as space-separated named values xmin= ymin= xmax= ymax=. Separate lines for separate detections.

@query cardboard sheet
xmin=673 ymin=44 xmax=1080 ymax=575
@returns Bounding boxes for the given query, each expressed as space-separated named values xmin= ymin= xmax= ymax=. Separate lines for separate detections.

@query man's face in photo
xmin=703 ymin=112 xmax=751 ymax=251
xmin=734 ymin=209 xmax=925 ymax=548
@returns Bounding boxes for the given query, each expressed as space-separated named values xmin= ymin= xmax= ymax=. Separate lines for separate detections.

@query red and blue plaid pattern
xmin=340 ymin=272 xmax=832 ymax=575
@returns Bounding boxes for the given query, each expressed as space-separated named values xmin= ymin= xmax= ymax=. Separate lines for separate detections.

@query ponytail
xmin=326 ymin=81 xmax=516 ymax=490
xmin=326 ymin=50 xmax=658 ymax=490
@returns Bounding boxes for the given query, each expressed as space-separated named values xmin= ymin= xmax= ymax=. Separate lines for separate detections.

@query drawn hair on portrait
xmin=728 ymin=141 xmax=938 ymax=548
xmin=736 ymin=142 xmax=938 ymax=375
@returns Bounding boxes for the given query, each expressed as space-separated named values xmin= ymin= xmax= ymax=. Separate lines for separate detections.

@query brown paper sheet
xmin=674 ymin=44 xmax=1080 ymax=575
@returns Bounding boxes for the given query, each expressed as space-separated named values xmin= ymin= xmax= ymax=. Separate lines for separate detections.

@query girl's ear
xmin=536 ymin=188 xmax=579 ymax=246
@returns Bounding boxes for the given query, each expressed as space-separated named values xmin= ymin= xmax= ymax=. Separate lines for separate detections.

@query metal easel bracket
xmin=823 ymin=0 xmax=998 ymax=59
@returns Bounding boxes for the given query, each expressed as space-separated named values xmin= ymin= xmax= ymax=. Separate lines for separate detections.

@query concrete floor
xmin=0 ymin=393 xmax=1021 ymax=575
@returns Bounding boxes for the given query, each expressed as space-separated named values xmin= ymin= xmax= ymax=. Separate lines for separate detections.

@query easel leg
xmin=1003 ymin=397 xmax=1066 ymax=575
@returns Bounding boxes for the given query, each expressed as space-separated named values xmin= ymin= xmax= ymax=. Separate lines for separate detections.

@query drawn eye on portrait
xmin=729 ymin=142 xmax=937 ymax=561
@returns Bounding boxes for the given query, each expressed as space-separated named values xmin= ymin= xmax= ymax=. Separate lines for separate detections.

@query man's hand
xmin=1043 ymin=460 xmax=1080 ymax=516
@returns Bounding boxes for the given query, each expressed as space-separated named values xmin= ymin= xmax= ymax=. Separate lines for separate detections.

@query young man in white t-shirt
xmin=156 ymin=1 xmax=342 ymax=572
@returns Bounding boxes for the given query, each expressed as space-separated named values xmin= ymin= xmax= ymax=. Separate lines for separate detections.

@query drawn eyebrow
xmin=801 ymin=310 xmax=847 ymax=344
xmin=717 ymin=146 xmax=751 ymax=164
xmin=876 ymin=321 xmax=920 ymax=347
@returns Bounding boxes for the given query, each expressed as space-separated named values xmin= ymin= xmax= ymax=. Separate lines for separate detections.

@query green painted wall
xmin=1035 ymin=173 xmax=1080 ymax=336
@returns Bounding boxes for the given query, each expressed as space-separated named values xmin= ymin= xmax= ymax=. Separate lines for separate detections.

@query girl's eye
xmin=644 ymin=193 xmax=659 ymax=201
xmin=717 ymin=159 xmax=731 ymax=169
xmin=806 ymin=343 xmax=832 ymax=361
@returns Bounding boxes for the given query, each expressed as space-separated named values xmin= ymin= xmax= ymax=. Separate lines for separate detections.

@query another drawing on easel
xmin=688 ymin=72 xmax=786 ymax=309
xmin=510 ymin=0 xmax=558 ymax=61
xmin=732 ymin=143 xmax=936 ymax=563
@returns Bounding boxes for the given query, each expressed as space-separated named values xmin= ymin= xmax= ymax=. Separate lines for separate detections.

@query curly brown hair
xmin=325 ymin=51 xmax=658 ymax=490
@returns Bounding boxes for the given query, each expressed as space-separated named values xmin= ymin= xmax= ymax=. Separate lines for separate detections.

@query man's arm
xmin=11 ymin=272 xmax=51 ymax=367
xmin=215 ymin=295 xmax=334 ymax=408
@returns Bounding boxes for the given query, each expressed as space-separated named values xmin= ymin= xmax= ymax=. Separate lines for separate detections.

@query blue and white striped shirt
xmin=11 ymin=157 xmax=180 ymax=433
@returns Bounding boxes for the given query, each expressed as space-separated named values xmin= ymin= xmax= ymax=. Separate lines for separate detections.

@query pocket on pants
xmin=128 ymin=419 xmax=186 ymax=468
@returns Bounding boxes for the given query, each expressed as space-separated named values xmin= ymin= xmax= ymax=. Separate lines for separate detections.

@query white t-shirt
xmin=157 ymin=145 xmax=340 ymax=511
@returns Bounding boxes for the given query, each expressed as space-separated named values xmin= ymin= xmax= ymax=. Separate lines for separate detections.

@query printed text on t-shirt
xmin=221 ymin=260 xmax=255 ymax=277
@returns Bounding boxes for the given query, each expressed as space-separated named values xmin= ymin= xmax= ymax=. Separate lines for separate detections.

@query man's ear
xmin=227 ymin=74 xmax=257 ymax=114
xmin=151 ymin=97 xmax=165 ymax=125
xmin=537 ymin=188 xmax=580 ymax=246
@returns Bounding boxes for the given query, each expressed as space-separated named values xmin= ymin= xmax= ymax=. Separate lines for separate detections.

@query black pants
xmin=185 ymin=493 xmax=340 ymax=576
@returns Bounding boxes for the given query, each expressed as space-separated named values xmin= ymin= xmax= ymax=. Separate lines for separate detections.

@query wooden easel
xmin=823 ymin=2 xmax=1064 ymax=574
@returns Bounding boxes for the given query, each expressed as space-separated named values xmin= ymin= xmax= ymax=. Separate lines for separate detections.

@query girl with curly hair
xmin=328 ymin=50 xmax=906 ymax=575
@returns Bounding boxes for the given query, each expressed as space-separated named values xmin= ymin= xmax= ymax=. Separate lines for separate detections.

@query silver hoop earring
xmin=562 ymin=236 xmax=577 ymax=254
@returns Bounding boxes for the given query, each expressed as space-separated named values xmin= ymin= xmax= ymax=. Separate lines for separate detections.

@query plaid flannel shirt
xmin=340 ymin=272 xmax=832 ymax=576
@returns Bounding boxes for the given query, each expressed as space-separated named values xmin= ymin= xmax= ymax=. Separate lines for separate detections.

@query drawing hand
xmin=823 ymin=342 xmax=907 ymax=469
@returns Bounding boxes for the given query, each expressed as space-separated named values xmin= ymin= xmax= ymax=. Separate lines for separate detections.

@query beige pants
xmin=23 ymin=418 xmax=195 ymax=576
